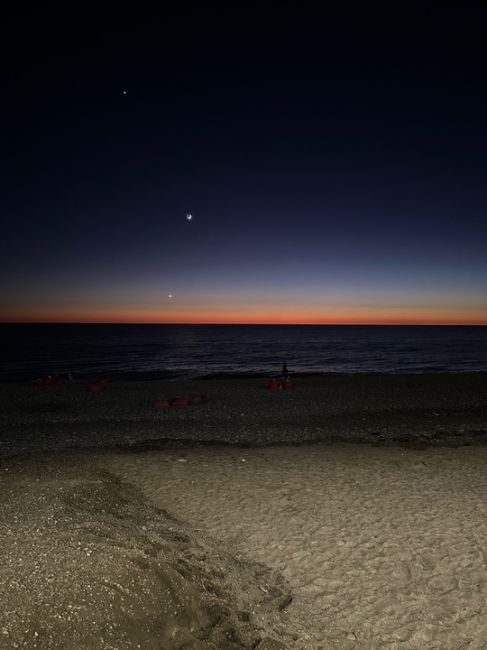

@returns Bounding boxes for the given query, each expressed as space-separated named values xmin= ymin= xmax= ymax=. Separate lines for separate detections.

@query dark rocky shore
xmin=0 ymin=374 xmax=486 ymax=458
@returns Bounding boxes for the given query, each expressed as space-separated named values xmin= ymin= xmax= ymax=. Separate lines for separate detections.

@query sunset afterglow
xmin=2 ymin=5 xmax=486 ymax=326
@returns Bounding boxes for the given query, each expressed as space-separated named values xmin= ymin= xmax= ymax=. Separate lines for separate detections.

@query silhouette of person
xmin=282 ymin=361 xmax=288 ymax=379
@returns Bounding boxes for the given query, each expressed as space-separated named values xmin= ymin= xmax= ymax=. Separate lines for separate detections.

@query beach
xmin=0 ymin=454 xmax=293 ymax=649
xmin=1 ymin=374 xmax=487 ymax=648
xmin=102 ymin=443 xmax=487 ymax=649
xmin=1 ymin=374 xmax=487 ymax=457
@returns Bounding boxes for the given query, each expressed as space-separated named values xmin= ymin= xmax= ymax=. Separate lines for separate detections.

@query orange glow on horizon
xmin=2 ymin=307 xmax=487 ymax=326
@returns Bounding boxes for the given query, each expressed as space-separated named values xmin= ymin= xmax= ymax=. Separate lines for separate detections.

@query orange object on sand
xmin=157 ymin=395 xmax=207 ymax=408
xmin=268 ymin=378 xmax=279 ymax=391
xmin=155 ymin=399 xmax=171 ymax=408
xmin=88 ymin=383 xmax=105 ymax=395
xmin=171 ymin=398 xmax=191 ymax=407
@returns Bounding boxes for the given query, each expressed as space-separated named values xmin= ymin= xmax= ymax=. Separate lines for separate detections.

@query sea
xmin=1 ymin=324 xmax=486 ymax=382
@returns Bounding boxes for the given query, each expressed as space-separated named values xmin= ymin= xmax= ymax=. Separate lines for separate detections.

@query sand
xmin=4 ymin=444 xmax=487 ymax=648
xmin=1 ymin=374 xmax=487 ymax=457
xmin=1 ymin=374 xmax=487 ymax=648
xmin=99 ymin=443 xmax=487 ymax=649
xmin=0 ymin=455 xmax=293 ymax=649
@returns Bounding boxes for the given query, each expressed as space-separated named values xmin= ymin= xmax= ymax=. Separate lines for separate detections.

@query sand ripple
xmin=103 ymin=444 xmax=487 ymax=649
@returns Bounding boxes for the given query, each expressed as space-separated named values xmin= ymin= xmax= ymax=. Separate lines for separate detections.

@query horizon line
xmin=1 ymin=321 xmax=486 ymax=327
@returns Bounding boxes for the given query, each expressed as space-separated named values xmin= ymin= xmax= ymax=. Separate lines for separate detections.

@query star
xmin=186 ymin=212 xmax=192 ymax=221
xmin=122 ymin=90 xmax=127 ymax=96
xmin=168 ymin=294 xmax=173 ymax=299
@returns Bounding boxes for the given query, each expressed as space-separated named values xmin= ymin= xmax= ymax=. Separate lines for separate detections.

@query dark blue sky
xmin=2 ymin=3 xmax=486 ymax=323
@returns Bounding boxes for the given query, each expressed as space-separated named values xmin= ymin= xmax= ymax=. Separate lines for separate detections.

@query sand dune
xmin=102 ymin=443 xmax=487 ymax=649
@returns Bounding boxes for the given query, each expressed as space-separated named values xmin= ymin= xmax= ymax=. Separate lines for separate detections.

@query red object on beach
xmin=171 ymin=398 xmax=191 ymax=407
xmin=88 ymin=383 xmax=105 ymax=395
xmin=282 ymin=378 xmax=294 ymax=390
xmin=157 ymin=395 xmax=206 ymax=408
xmin=268 ymin=378 xmax=279 ymax=391
xmin=155 ymin=399 xmax=171 ymax=408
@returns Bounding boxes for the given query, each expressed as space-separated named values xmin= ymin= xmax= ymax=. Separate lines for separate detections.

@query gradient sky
xmin=2 ymin=3 xmax=487 ymax=324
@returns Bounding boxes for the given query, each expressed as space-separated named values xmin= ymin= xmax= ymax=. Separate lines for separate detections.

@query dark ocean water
xmin=0 ymin=324 xmax=486 ymax=381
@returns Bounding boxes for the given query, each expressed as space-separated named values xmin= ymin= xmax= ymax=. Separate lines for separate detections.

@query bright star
xmin=186 ymin=212 xmax=192 ymax=221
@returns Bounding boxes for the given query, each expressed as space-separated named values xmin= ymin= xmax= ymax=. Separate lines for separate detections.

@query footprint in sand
xmin=425 ymin=574 xmax=458 ymax=595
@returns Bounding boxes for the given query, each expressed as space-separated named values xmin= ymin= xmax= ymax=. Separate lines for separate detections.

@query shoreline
xmin=3 ymin=369 xmax=487 ymax=384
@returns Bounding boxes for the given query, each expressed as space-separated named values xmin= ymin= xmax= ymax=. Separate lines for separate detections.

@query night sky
xmin=2 ymin=3 xmax=487 ymax=324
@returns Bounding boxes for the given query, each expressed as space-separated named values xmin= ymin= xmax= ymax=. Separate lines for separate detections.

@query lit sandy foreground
xmin=101 ymin=444 xmax=487 ymax=649
xmin=3 ymin=443 xmax=487 ymax=649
